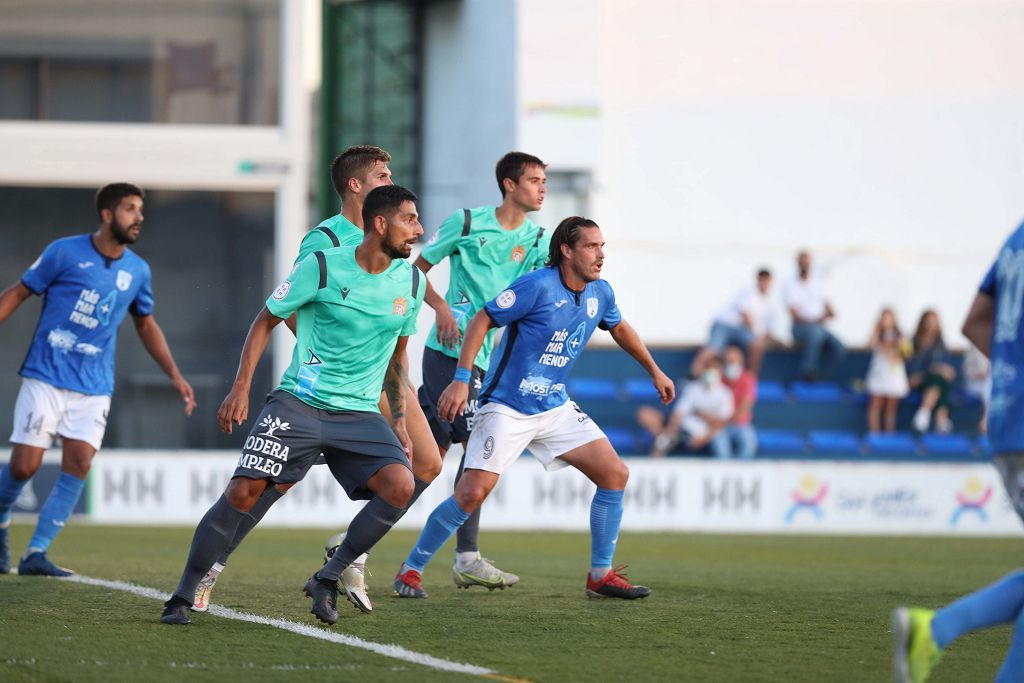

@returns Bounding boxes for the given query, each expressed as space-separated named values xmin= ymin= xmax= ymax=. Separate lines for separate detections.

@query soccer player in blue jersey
xmin=0 ymin=183 xmax=195 ymax=576
xmin=893 ymin=220 xmax=1024 ymax=682
xmin=394 ymin=216 xmax=675 ymax=599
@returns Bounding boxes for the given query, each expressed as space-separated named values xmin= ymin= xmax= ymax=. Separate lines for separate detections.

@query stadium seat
xmin=808 ymin=430 xmax=862 ymax=456
xmin=603 ymin=427 xmax=638 ymax=453
xmin=623 ymin=377 xmax=661 ymax=402
xmin=920 ymin=433 xmax=976 ymax=458
xmin=568 ymin=378 xmax=619 ymax=401
xmin=791 ymin=381 xmax=845 ymax=404
xmin=756 ymin=380 xmax=788 ymax=404
xmin=864 ymin=432 xmax=919 ymax=457
xmin=755 ymin=429 xmax=806 ymax=455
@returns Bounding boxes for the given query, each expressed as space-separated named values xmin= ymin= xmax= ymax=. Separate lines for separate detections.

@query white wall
xmin=517 ymin=0 xmax=1024 ymax=346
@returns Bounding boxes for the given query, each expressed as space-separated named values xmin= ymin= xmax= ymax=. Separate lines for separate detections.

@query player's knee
xmin=8 ymin=459 xmax=39 ymax=480
xmin=413 ymin=452 xmax=442 ymax=483
xmin=605 ymin=461 xmax=629 ymax=490
xmin=62 ymin=455 xmax=93 ymax=479
xmin=224 ymin=477 xmax=264 ymax=511
xmin=455 ymin=484 xmax=488 ymax=512
xmin=379 ymin=469 xmax=415 ymax=507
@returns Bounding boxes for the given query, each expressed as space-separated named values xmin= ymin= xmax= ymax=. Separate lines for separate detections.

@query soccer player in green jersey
xmin=161 ymin=185 xmax=425 ymax=626
xmin=191 ymin=146 xmax=442 ymax=615
xmin=395 ymin=152 xmax=551 ymax=597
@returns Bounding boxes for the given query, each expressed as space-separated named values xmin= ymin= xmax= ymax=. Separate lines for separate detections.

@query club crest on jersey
xmin=116 ymin=270 xmax=133 ymax=291
xmin=393 ymin=296 xmax=409 ymax=315
xmin=496 ymin=289 xmax=516 ymax=309
xmin=511 ymin=245 xmax=526 ymax=263
xmin=586 ymin=297 xmax=599 ymax=319
xmin=272 ymin=281 xmax=291 ymax=300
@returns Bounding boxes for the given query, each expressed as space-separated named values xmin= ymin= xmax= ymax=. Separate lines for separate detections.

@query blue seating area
xmin=569 ymin=347 xmax=988 ymax=461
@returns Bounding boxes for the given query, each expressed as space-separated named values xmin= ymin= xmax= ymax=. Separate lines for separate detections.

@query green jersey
xmin=267 ymin=246 xmax=424 ymax=413
xmin=295 ymin=214 xmax=363 ymax=265
xmin=420 ymin=206 xmax=550 ymax=370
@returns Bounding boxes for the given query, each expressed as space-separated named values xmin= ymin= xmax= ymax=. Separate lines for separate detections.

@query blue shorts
xmin=708 ymin=321 xmax=755 ymax=351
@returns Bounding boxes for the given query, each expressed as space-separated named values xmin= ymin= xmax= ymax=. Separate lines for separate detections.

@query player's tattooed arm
xmin=609 ymin=319 xmax=675 ymax=405
xmin=385 ymin=336 xmax=413 ymax=455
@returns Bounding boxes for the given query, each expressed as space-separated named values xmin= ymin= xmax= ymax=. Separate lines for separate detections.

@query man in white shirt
xmin=649 ymin=356 xmax=734 ymax=457
xmin=692 ymin=268 xmax=776 ymax=375
xmin=783 ymin=250 xmax=845 ymax=380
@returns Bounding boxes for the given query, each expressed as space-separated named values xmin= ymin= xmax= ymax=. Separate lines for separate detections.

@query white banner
xmin=86 ymin=451 xmax=1024 ymax=536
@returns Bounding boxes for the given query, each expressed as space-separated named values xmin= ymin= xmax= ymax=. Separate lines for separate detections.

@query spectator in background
xmin=908 ymin=309 xmax=957 ymax=433
xmin=691 ymin=268 xmax=777 ymax=376
xmin=962 ymin=343 xmax=991 ymax=434
xmin=639 ymin=356 xmax=734 ymax=458
xmin=783 ymin=250 xmax=846 ymax=380
xmin=721 ymin=345 xmax=758 ymax=458
xmin=865 ymin=307 xmax=910 ymax=434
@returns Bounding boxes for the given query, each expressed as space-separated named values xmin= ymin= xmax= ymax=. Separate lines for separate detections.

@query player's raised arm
xmin=384 ymin=335 xmax=413 ymax=455
xmin=609 ymin=319 xmax=675 ymax=404
xmin=132 ymin=314 xmax=196 ymax=416
xmin=0 ymin=281 xmax=33 ymax=325
xmin=437 ymin=309 xmax=497 ymax=421
xmin=218 ymin=306 xmax=283 ymax=433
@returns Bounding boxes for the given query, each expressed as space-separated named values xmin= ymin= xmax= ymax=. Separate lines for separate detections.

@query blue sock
xmin=26 ymin=472 xmax=85 ymax=555
xmin=590 ymin=487 xmax=624 ymax=570
xmin=932 ymin=570 xmax=1024 ymax=649
xmin=0 ymin=465 xmax=28 ymax=527
xmin=997 ymin=602 xmax=1024 ymax=683
xmin=404 ymin=496 xmax=469 ymax=572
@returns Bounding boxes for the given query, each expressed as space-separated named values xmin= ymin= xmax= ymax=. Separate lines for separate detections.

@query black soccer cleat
xmin=585 ymin=565 xmax=652 ymax=600
xmin=304 ymin=573 xmax=339 ymax=625
xmin=160 ymin=596 xmax=192 ymax=625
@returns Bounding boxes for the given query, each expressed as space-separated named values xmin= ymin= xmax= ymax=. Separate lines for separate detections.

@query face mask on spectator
xmin=724 ymin=363 xmax=742 ymax=381
xmin=703 ymin=368 xmax=722 ymax=387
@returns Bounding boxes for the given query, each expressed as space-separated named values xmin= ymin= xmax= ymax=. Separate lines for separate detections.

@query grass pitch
xmin=1 ymin=524 xmax=1020 ymax=682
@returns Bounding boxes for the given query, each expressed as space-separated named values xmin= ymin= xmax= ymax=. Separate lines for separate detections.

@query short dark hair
xmin=362 ymin=185 xmax=417 ymax=227
xmin=547 ymin=216 xmax=599 ymax=268
xmin=757 ymin=268 xmax=772 ymax=279
xmin=495 ymin=151 xmax=546 ymax=198
xmin=95 ymin=183 xmax=144 ymax=216
xmin=330 ymin=145 xmax=391 ymax=198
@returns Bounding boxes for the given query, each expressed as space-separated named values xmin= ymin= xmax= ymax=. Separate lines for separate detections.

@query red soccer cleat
xmin=585 ymin=565 xmax=652 ymax=600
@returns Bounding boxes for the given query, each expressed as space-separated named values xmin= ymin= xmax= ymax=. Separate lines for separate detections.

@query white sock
xmin=400 ymin=562 xmax=418 ymax=574
xmin=352 ymin=552 xmax=369 ymax=567
xmin=455 ymin=551 xmax=480 ymax=569
xmin=211 ymin=562 xmax=225 ymax=574
xmin=589 ymin=567 xmax=611 ymax=581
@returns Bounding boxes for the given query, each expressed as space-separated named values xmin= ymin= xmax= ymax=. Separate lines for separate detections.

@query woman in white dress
xmin=865 ymin=307 xmax=910 ymax=433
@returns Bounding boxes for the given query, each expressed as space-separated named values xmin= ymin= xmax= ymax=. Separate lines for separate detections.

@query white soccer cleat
xmin=452 ymin=554 xmax=519 ymax=590
xmin=191 ymin=568 xmax=220 ymax=613
xmin=341 ymin=562 xmax=373 ymax=613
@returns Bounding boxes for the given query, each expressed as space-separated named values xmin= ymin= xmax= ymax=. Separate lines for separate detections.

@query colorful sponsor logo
xmin=393 ymin=296 xmax=409 ymax=315
xmin=950 ymin=476 xmax=993 ymax=526
xmin=785 ymin=475 xmax=829 ymax=524
xmin=511 ymin=245 xmax=526 ymax=263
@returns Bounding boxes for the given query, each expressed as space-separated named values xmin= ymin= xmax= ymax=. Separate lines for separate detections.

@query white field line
xmin=65 ymin=574 xmax=496 ymax=677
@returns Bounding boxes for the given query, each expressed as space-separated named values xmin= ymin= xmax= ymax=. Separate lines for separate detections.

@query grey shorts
xmin=418 ymin=347 xmax=483 ymax=449
xmin=232 ymin=390 xmax=410 ymax=500
xmin=994 ymin=452 xmax=1024 ymax=524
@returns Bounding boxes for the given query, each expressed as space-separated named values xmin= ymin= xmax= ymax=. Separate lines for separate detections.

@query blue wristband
xmin=453 ymin=367 xmax=472 ymax=384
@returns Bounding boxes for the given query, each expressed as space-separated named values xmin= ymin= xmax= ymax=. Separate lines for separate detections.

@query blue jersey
xmin=19 ymin=234 xmax=154 ymax=396
xmin=981 ymin=221 xmax=1024 ymax=454
xmin=479 ymin=267 xmax=622 ymax=414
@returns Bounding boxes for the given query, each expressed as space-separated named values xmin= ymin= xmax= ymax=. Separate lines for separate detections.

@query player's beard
xmin=110 ymin=216 xmax=140 ymax=245
xmin=382 ymin=232 xmax=412 ymax=260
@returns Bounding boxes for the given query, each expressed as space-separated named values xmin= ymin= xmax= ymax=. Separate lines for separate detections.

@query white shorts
xmin=10 ymin=378 xmax=111 ymax=451
xmin=463 ymin=401 xmax=607 ymax=475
